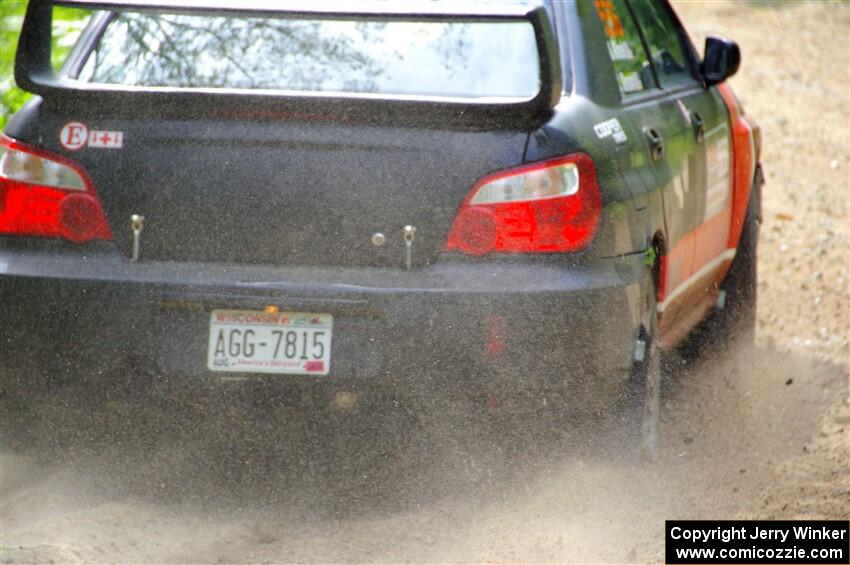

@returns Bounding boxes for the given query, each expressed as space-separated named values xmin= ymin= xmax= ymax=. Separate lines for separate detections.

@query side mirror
xmin=701 ymin=35 xmax=740 ymax=86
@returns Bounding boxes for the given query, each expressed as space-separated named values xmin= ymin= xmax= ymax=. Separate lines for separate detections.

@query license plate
xmin=207 ymin=309 xmax=333 ymax=375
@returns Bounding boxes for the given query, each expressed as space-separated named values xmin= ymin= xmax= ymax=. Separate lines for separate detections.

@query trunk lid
xmin=11 ymin=107 xmax=529 ymax=267
xmin=95 ymin=115 xmax=532 ymax=267
xmin=10 ymin=0 xmax=564 ymax=267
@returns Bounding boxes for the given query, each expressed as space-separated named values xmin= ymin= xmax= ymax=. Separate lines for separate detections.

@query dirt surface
xmin=1 ymin=1 xmax=848 ymax=563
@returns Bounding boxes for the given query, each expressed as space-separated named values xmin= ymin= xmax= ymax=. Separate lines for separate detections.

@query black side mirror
xmin=701 ymin=35 xmax=741 ymax=86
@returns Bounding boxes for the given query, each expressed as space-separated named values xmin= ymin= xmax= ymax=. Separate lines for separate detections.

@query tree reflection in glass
xmin=81 ymin=13 xmax=540 ymax=99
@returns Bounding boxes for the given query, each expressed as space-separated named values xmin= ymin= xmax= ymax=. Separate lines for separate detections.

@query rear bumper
xmin=1 ymin=238 xmax=646 ymax=404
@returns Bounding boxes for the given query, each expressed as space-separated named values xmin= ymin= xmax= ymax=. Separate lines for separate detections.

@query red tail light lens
xmin=0 ymin=135 xmax=111 ymax=243
xmin=445 ymin=153 xmax=601 ymax=255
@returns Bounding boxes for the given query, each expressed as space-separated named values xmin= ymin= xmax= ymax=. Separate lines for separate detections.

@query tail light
xmin=445 ymin=153 xmax=601 ymax=255
xmin=0 ymin=135 xmax=111 ymax=243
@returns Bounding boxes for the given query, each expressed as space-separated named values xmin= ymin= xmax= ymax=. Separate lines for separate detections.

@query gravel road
xmin=1 ymin=1 xmax=848 ymax=563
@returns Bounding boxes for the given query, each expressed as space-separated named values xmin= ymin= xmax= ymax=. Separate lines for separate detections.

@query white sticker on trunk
xmin=59 ymin=122 xmax=88 ymax=150
xmin=88 ymin=130 xmax=124 ymax=148
xmin=60 ymin=122 xmax=124 ymax=150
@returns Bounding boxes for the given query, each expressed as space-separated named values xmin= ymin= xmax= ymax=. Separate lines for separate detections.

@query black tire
xmin=717 ymin=187 xmax=759 ymax=344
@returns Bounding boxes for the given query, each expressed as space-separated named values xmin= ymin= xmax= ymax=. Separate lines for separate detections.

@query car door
xmin=628 ymin=0 xmax=734 ymax=335
xmin=592 ymin=0 xmax=696 ymax=325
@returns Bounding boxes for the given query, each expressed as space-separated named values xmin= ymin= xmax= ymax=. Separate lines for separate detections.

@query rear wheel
xmin=717 ymin=188 xmax=760 ymax=344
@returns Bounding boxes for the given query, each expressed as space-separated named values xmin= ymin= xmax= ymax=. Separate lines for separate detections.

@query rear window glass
xmin=76 ymin=12 xmax=541 ymax=99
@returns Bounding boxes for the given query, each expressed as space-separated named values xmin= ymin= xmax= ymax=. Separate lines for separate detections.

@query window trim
xmin=618 ymin=79 xmax=705 ymax=108
xmin=550 ymin=0 xmax=574 ymax=96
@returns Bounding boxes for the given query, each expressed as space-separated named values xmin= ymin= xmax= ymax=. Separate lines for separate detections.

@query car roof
xmin=52 ymin=0 xmax=548 ymax=18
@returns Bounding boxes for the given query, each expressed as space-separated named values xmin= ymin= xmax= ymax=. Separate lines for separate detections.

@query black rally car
xmin=1 ymin=0 xmax=761 ymax=446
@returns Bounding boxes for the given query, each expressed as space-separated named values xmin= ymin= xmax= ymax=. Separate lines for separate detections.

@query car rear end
xmin=1 ymin=1 xmax=644 ymax=413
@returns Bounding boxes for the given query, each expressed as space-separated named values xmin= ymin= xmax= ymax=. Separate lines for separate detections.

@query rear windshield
xmin=76 ymin=12 xmax=541 ymax=99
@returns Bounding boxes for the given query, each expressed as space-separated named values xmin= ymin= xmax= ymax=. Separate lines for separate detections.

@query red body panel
xmin=717 ymin=82 xmax=756 ymax=250
xmin=657 ymin=82 xmax=755 ymax=347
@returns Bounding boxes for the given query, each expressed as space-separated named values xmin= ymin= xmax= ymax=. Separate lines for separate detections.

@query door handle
xmin=691 ymin=111 xmax=705 ymax=144
xmin=644 ymin=127 xmax=665 ymax=161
